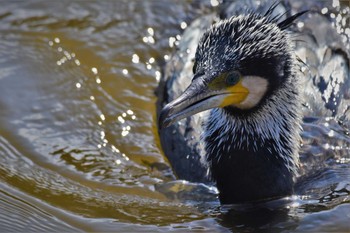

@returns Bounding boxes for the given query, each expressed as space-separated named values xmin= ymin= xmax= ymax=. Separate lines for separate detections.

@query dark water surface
xmin=0 ymin=1 xmax=349 ymax=232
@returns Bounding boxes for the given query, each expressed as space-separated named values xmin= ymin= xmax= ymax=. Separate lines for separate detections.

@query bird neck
xmin=203 ymin=81 xmax=301 ymax=203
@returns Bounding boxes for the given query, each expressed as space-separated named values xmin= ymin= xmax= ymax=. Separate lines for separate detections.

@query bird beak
xmin=159 ymin=74 xmax=248 ymax=128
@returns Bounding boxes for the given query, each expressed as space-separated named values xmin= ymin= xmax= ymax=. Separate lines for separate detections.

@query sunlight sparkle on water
xmin=100 ymin=131 xmax=105 ymax=139
xmin=169 ymin=37 xmax=176 ymax=48
xmin=332 ymin=0 xmax=340 ymax=8
xmin=91 ymin=67 xmax=98 ymax=74
xmin=328 ymin=130 xmax=335 ymax=137
xmin=155 ymin=70 xmax=161 ymax=81
xmin=132 ymin=54 xmax=140 ymax=63
xmin=118 ymin=116 xmax=125 ymax=124
xmin=111 ymin=145 xmax=120 ymax=153
xmin=210 ymin=0 xmax=219 ymax=7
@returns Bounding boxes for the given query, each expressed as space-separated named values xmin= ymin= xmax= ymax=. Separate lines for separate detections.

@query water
xmin=0 ymin=0 xmax=349 ymax=232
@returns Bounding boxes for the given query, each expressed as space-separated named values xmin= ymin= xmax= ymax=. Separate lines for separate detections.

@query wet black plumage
xmin=157 ymin=1 xmax=348 ymax=204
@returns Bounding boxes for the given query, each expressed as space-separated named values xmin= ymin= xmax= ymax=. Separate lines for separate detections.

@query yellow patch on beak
xmin=219 ymin=80 xmax=249 ymax=107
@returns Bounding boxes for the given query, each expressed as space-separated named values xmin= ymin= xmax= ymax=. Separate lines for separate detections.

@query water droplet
xmin=54 ymin=37 xmax=60 ymax=43
xmin=48 ymin=41 xmax=54 ymax=46
xmin=122 ymin=69 xmax=128 ymax=75
xmin=100 ymin=114 xmax=105 ymax=121
xmin=180 ymin=22 xmax=187 ymax=29
xmin=90 ymin=96 xmax=95 ymax=101
xmin=76 ymin=82 xmax=81 ymax=88
xmin=321 ymin=7 xmax=328 ymax=14
xmin=127 ymin=110 xmax=134 ymax=115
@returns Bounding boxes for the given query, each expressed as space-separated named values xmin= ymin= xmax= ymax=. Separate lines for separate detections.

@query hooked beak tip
xmin=158 ymin=103 xmax=173 ymax=129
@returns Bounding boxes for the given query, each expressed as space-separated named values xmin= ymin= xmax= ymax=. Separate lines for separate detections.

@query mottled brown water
xmin=0 ymin=1 xmax=349 ymax=232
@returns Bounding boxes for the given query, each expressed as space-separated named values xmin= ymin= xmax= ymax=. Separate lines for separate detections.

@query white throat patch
xmin=235 ymin=76 xmax=268 ymax=109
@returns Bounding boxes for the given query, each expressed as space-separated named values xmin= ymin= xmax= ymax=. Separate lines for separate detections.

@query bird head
xmin=159 ymin=9 xmax=306 ymax=128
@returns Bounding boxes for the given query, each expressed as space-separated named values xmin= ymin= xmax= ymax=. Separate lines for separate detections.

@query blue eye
xmin=226 ymin=71 xmax=241 ymax=85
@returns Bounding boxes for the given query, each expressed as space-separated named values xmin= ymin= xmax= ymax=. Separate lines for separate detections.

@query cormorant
xmin=157 ymin=1 xmax=350 ymax=204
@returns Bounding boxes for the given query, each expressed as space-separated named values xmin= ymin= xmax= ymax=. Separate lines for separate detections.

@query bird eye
xmin=225 ymin=71 xmax=241 ymax=86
